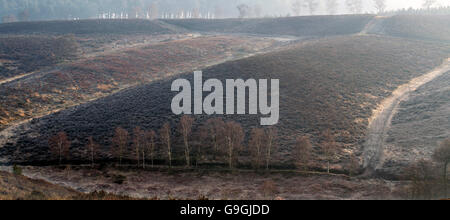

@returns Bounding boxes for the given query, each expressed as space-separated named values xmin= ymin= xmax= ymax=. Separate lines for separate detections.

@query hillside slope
xmin=0 ymin=19 xmax=178 ymax=35
xmin=4 ymin=35 xmax=449 ymax=170
xmin=0 ymin=35 xmax=278 ymax=129
xmin=375 ymin=15 xmax=450 ymax=43
xmin=163 ymin=15 xmax=374 ymax=37
xmin=0 ymin=170 xmax=79 ymax=200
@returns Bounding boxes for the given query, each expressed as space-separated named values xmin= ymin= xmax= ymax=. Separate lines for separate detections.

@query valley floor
xmin=15 ymin=166 xmax=404 ymax=200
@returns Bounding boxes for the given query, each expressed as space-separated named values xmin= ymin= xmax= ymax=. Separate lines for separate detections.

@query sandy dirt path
xmin=0 ymin=72 xmax=36 ymax=86
xmin=363 ymin=58 xmax=450 ymax=175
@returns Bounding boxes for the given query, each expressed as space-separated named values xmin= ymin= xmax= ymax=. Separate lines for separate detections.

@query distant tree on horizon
xmin=237 ymin=4 xmax=251 ymax=18
xmin=148 ymin=2 xmax=159 ymax=20
xmin=304 ymin=0 xmax=319 ymax=15
xmin=422 ymin=0 xmax=437 ymax=9
xmin=373 ymin=0 xmax=387 ymax=14
xmin=291 ymin=0 xmax=303 ymax=16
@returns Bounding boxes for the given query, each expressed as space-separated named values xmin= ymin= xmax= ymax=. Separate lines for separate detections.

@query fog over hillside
xmin=1 ymin=0 xmax=450 ymax=22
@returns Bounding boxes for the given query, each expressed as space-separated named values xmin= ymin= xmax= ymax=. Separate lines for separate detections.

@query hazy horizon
xmin=1 ymin=0 xmax=450 ymax=22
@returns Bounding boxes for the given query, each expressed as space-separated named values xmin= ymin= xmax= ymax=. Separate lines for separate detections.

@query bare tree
xmin=86 ymin=136 xmax=99 ymax=167
xmin=347 ymin=153 xmax=360 ymax=177
xmin=305 ymin=0 xmax=319 ymax=15
xmin=346 ymin=0 xmax=363 ymax=14
xmin=180 ymin=116 xmax=194 ymax=167
xmin=291 ymin=0 xmax=303 ymax=16
xmin=214 ymin=5 xmax=224 ymax=18
xmin=321 ymin=129 xmax=338 ymax=173
xmin=326 ymin=0 xmax=339 ymax=15
xmin=192 ymin=8 xmax=200 ymax=18
xmin=49 ymin=132 xmax=71 ymax=165
xmin=112 ymin=127 xmax=128 ymax=166
xmin=144 ymin=130 xmax=157 ymax=168
xmin=422 ymin=0 xmax=437 ymax=9
xmin=294 ymin=136 xmax=312 ymax=171
xmin=404 ymin=160 xmax=438 ymax=200
xmin=148 ymin=2 xmax=159 ymax=19
xmin=18 ymin=10 xmax=30 ymax=22
xmin=373 ymin=0 xmax=387 ymax=14
xmin=433 ymin=139 xmax=450 ymax=198
xmin=160 ymin=123 xmax=172 ymax=168
xmin=237 ymin=4 xmax=251 ymax=18
xmin=2 ymin=15 xmax=17 ymax=23
xmin=224 ymin=121 xmax=245 ymax=169
xmin=249 ymin=128 xmax=265 ymax=170
xmin=201 ymin=118 xmax=226 ymax=160
xmin=133 ymin=127 xmax=145 ymax=167
xmin=265 ymin=128 xmax=278 ymax=170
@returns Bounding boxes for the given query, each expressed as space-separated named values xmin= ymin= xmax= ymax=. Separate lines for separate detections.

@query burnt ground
xmin=2 ymin=36 xmax=448 ymax=173
xmin=20 ymin=166 xmax=404 ymax=200
xmin=379 ymin=71 xmax=450 ymax=177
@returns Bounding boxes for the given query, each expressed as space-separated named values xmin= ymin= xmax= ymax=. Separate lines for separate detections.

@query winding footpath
xmin=363 ymin=58 xmax=450 ymax=175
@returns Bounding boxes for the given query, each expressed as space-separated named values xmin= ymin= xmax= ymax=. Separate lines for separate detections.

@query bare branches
xmin=48 ymin=132 xmax=71 ymax=165
xmin=433 ymin=138 xmax=450 ymax=198
xmin=422 ymin=0 xmax=437 ymax=9
xmin=133 ymin=126 xmax=145 ymax=167
xmin=180 ymin=116 xmax=194 ymax=167
xmin=237 ymin=4 xmax=251 ymax=19
xmin=160 ymin=123 xmax=172 ymax=168
xmin=144 ymin=130 xmax=157 ymax=168
xmin=295 ymin=136 xmax=312 ymax=171
xmin=112 ymin=127 xmax=128 ymax=166
xmin=224 ymin=121 xmax=245 ymax=169
xmin=373 ymin=0 xmax=387 ymax=14
xmin=265 ymin=128 xmax=277 ymax=170
xmin=291 ymin=0 xmax=303 ymax=16
xmin=321 ymin=129 xmax=338 ymax=173
xmin=86 ymin=136 xmax=99 ymax=167
xmin=249 ymin=128 xmax=265 ymax=170
xmin=305 ymin=0 xmax=319 ymax=15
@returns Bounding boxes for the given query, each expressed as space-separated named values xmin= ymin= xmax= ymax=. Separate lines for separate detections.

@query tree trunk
xmin=59 ymin=145 xmax=62 ymax=165
xmin=266 ymin=143 xmax=272 ymax=170
xmin=185 ymin=138 xmax=190 ymax=167
xmin=142 ymin=151 xmax=146 ymax=169
xmin=445 ymin=162 xmax=448 ymax=198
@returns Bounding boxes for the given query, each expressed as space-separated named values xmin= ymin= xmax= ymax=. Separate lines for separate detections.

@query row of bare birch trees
xmin=48 ymin=116 xmax=353 ymax=173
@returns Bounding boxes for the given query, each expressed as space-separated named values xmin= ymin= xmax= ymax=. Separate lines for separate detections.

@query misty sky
xmin=266 ymin=0 xmax=450 ymax=16
xmin=1 ymin=0 xmax=450 ymax=21
xmin=388 ymin=0 xmax=450 ymax=10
